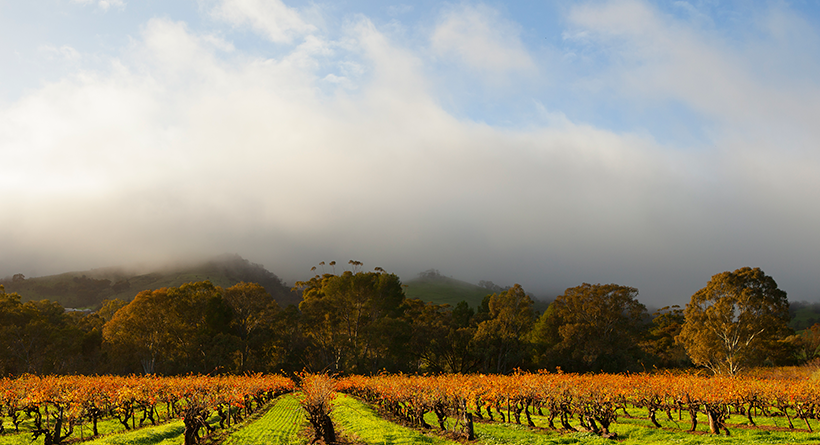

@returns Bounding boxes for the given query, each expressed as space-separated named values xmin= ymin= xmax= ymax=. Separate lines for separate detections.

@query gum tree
xmin=677 ymin=267 xmax=791 ymax=376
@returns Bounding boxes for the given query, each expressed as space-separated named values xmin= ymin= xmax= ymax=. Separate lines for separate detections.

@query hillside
xmin=790 ymin=302 xmax=820 ymax=331
xmin=402 ymin=269 xmax=494 ymax=308
xmin=0 ymin=254 xmax=299 ymax=308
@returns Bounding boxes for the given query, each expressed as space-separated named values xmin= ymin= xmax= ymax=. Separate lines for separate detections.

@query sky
xmin=2 ymin=0 xmax=820 ymax=305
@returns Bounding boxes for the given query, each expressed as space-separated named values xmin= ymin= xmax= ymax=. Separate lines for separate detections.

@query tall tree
xmin=677 ymin=267 xmax=792 ymax=375
xmin=0 ymin=285 xmax=96 ymax=375
xmin=538 ymin=283 xmax=647 ymax=372
xmin=473 ymin=284 xmax=534 ymax=373
xmin=296 ymin=268 xmax=406 ymax=373
xmin=103 ymin=281 xmax=236 ymax=374
xmin=639 ymin=305 xmax=690 ymax=369
xmin=223 ymin=282 xmax=279 ymax=371
xmin=403 ymin=299 xmax=481 ymax=373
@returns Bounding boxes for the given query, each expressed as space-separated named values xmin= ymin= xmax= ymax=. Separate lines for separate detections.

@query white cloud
xmin=2 ymin=1 xmax=820 ymax=302
xmin=72 ymin=0 xmax=125 ymax=11
xmin=38 ymin=45 xmax=82 ymax=61
xmin=208 ymin=0 xmax=316 ymax=44
xmin=431 ymin=4 xmax=535 ymax=79
xmin=566 ymin=0 xmax=820 ymax=132
xmin=0 ymin=12 xmax=687 ymax=292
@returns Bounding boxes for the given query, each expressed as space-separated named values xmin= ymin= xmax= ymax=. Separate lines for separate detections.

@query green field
xmin=332 ymin=393 xmax=458 ymax=444
xmin=421 ymin=404 xmax=820 ymax=445
xmin=791 ymin=305 xmax=820 ymax=331
xmin=403 ymin=275 xmax=492 ymax=308
xmin=222 ymin=394 xmax=307 ymax=445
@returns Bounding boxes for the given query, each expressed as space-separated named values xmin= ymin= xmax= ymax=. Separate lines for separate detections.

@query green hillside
xmin=790 ymin=302 xmax=820 ymax=331
xmin=403 ymin=270 xmax=493 ymax=309
xmin=0 ymin=254 xmax=298 ymax=309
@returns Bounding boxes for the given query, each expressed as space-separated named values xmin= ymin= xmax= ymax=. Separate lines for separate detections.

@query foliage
xmin=677 ymin=267 xmax=792 ymax=376
xmin=338 ymin=370 xmax=820 ymax=439
xmin=1 ymin=264 xmax=807 ymax=377
xmin=473 ymin=284 xmax=534 ymax=373
xmin=0 ymin=375 xmax=293 ymax=445
xmin=534 ymin=283 xmax=647 ymax=372
xmin=784 ymin=323 xmax=820 ymax=364
xmin=639 ymin=306 xmax=690 ymax=369
xmin=103 ymin=281 xmax=235 ymax=374
xmin=296 ymin=268 xmax=406 ymax=373
xmin=0 ymin=285 xmax=103 ymax=375
xmin=297 ymin=374 xmax=336 ymax=443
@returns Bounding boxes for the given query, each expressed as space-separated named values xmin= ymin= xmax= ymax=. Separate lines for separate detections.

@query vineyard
xmin=1 ymin=371 xmax=820 ymax=444
xmin=0 ymin=375 xmax=293 ymax=445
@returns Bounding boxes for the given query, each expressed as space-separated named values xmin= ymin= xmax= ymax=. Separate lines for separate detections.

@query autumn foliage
xmin=337 ymin=371 xmax=820 ymax=438
xmin=0 ymin=374 xmax=294 ymax=445
xmin=298 ymin=373 xmax=337 ymax=443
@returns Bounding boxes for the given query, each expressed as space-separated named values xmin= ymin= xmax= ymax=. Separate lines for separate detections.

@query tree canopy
xmin=534 ymin=283 xmax=647 ymax=372
xmin=296 ymin=269 xmax=406 ymax=373
xmin=677 ymin=267 xmax=792 ymax=375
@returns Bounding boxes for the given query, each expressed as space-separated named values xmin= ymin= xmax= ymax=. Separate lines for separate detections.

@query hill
xmin=790 ymin=301 xmax=820 ymax=331
xmin=0 ymin=254 xmax=299 ymax=308
xmin=402 ymin=269 xmax=495 ymax=309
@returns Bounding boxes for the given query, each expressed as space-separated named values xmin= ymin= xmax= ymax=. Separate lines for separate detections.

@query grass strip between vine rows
xmin=0 ymin=404 xmax=178 ymax=444
xmin=74 ymin=421 xmax=185 ymax=445
xmin=221 ymin=393 xmax=307 ymax=445
xmin=422 ymin=406 xmax=820 ymax=445
xmin=0 ymin=417 xmax=187 ymax=445
xmin=332 ymin=394 xmax=459 ymax=445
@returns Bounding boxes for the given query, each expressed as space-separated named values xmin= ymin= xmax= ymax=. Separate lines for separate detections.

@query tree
xmin=677 ymin=267 xmax=792 ymax=376
xmin=103 ymin=281 xmax=237 ymax=374
xmin=639 ymin=306 xmax=690 ymax=369
xmin=403 ymin=299 xmax=481 ymax=373
xmin=295 ymin=268 xmax=406 ymax=373
xmin=0 ymin=285 xmax=95 ymax=375
xmin=536 ymin=283 xmax=647 ymax=372
xmin=473 ymin=284 xmax=534 ymax=373
xmin=790 ymin=323 xmax=820 ymax=363
xmin=103 ymin=288 xmax=180 ymax=374
xmin=223 ymin=282 xmax=279 ymax=371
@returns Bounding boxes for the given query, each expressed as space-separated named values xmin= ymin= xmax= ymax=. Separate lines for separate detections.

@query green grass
xmin=80 ymin=421 xmax=185 ymax=445
xmin=403 ymin=276 xmax=492 ymax=308
xmin=6 ymin=395 xmax=820 ymax=445
xmin=790 ymin=306 xmax=820 ymax=331
xmin=420 ymin=404 xmax=820 ymax=445
xmin=222 ymin=393 xmax=308 ymax=445
xmin=0 ymin=405 xmax=178 ymax=445
xmin=332 ymin=394 xmax=459 ymax=445
xmin=0 ymin=421 xmax=185 ymax=445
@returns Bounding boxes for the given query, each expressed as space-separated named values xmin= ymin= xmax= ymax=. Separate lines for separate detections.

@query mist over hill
xmin=0 ymin=254 xmax=298 ymax=308
xmin=1 ymin=257 xmax=560 ymax=313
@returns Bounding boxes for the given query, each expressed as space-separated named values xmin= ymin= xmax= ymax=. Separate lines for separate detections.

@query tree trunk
xmin=464 ymin=412 xmax=475 ymax=441
xmin=648 ymin=407 xmax=662 ymax=428
xmin=524 ymin=401 xmax=535 ymax=427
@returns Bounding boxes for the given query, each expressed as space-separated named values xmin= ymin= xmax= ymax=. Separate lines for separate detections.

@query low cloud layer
xmin=2 ymin=0 xmax=819 ymax=305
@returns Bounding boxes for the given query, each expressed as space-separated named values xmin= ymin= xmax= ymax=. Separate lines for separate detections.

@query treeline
xmin=1 ymin=266 xmax=818 ymax=376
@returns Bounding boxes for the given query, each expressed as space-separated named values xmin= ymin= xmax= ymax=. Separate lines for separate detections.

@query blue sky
xmin=2 ymin=0 xmax=820 ymax=304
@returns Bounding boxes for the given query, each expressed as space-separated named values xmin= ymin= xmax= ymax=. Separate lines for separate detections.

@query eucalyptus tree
xmin=677 ymin=267 xmax=791 ymax=375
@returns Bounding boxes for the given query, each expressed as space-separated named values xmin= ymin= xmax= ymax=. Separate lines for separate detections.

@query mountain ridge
xmin=0 ymin=254 xmax=299 ymax=308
